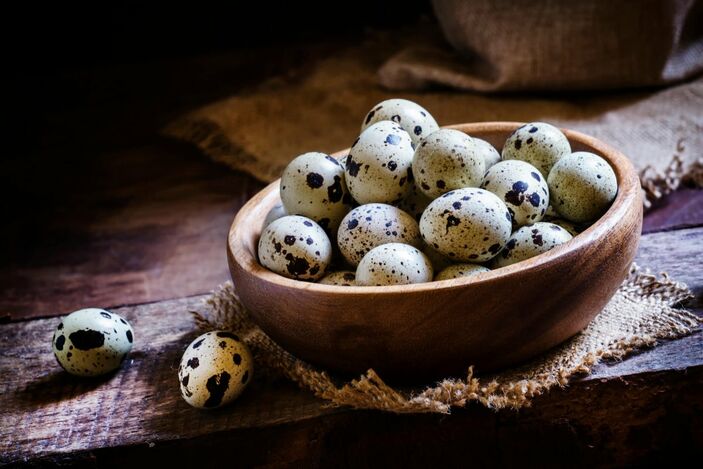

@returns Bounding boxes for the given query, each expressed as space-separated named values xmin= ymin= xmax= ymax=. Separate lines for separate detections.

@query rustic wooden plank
xmin=1 ymin=227 xmax=701 ymax=465
xmin=642 ymin=188 xmax=703 ymax=234
xmin=0 ymin=141 xmax=263 ymax=321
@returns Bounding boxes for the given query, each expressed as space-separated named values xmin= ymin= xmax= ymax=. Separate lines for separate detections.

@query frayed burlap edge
xmin=640 ymin=152 xmax=703 ymax=209
xmin=191 ymin=264 xmax=700 ymax=414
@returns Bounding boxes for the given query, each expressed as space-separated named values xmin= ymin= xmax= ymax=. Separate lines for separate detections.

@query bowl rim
xmin=228 ymin=121 xmax=640 ymax=295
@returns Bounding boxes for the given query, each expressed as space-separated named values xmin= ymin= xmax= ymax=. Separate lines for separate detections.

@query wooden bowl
xmin=227 ymin=122 xmax=642 ymax=380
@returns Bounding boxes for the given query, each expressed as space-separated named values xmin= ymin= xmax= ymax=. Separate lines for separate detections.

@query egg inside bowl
xmin=227 ymin=122 xmax=642 ymax=380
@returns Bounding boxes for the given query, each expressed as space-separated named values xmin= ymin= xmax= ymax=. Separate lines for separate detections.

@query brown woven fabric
xmin=191 ymin=265 xmax=700 ymax=413
xmin=162 ymin=33 xmax=703 ymax=207
xmin=380 ymin=0 xmax=703 ymax=92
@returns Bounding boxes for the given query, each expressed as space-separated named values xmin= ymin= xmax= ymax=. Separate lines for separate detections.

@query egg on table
xmin=435 ymin=263 xmax=490 ymax=281
xmin=258 ymin=215 xmax=332 ymax=280
xmin=493 ymin=222 xmax=573 ymax=268
xmin=318 ymin=270 xmax=357 ymax=286
xmin=412 ymin=128 xmax=485 ymax=199
xmin=481 ymin=160 xmax=549 ymax=227
xmin=548 ymin=151 xmax=618 ymax=223
xmin=356 ymin=243 xmax=433 ymax=286
xmin=361 ymin=98 xmax=439 ymax=146
xmin=345 ymin=121 xmax=415 ymax=204
xmin=502 ymin=122 xmax=571 ymax=178
xmin=337 ymin=203 xmax=422 ymax=266
xmin=280 ymin=151 xmax=353 ymax=234
xmin=52 ymin=308 xmax=134 ymax=377
xmin=178 ymin=331 xmax=253 ymax=409
xmin=420 ymin=188 xmax=513 ymax=262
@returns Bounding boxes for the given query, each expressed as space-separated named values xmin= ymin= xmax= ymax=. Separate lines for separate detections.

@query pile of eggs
xmin=259 ymin=99 xmax=618 ymax=285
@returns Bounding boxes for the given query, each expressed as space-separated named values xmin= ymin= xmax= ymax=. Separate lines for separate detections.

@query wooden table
xmin=2 ymin=44 xmax=702 ymax=467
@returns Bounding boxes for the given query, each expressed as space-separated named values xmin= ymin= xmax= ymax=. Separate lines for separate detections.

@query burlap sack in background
xmin=380 ymin=0 xmax=703 ymax=92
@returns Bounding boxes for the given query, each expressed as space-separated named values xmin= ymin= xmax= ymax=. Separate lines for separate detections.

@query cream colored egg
xmin=419 ymin=188 xmax=512 ymax=262
xmin=548 ymin=151 xmax=617 ymax=223
xmin=413 ymin=129 xmax=485 ymax=199
xmin=345 ymin=121 xmax=415 ymax=204
xmin=473 ymin=137 xmax=501 ymax=171
xmin=396 ymin=182 xmax=433 ymax=223
xmin=502 ymin=122 xmax=570 ymax=178
xmin=435 ymin=263 xmax=490 ymax=281
xmin=361 ymin=98 xmax=439 ymax=146
xmin=422 ymin=243 xmax=453 ymax=272
xmin=258 ymin=215 xmax=332 ymax=280
xmin=356 ymin=243 xmax=433 ymax=286
xmin=262 ymin=203 xmax=288 ymax=230
xmin=481 ymin=160 xmax=549 ymax=227
xmin=337 ymin=203 xmax=422 ymax=266
xmin=52 ymin=308 xmax=134 ymax=377
xmin=178 ymin=331 xmax=253 ymax=409
xmin=493 ymin=222 xmax=573 ymax=268
xmin=318 ymin=270 xmax=356 ymax=286
xmin=280 ymin=152 xmax=353 ymax=234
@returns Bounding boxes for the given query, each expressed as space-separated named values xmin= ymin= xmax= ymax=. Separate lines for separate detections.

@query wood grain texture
xmin=642 ymin=188 xmax=703 ymax=234
xmin=228 ymin=123 xmax=643 ymax=378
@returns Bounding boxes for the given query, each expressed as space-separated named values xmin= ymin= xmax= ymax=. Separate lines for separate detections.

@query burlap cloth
xmin=165 ymin=30 xmax=702 ymax=412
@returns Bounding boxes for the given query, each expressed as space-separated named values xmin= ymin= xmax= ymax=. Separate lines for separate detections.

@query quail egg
xmin=318 ymin=270 xmax=356 ymax=286
xmin=361 ymin=98 xmax=439 ymax=146
xmin=280 ymin=152 xmax=353 ymax=234
xmin=396 ymin=182 xmax=433 ymax=223
xmin=258 ymin=215 xmax=332 ymax=280
xmin=356 ymin=243 xmax=433 ymax=286
xmin=502 ymin=122 xmax=570 ymax=178
xmin=435 ymin=263 xmax=490 ymax=281
xmin=422 ymin=243 xmax=453 ymax=272
xmin=474 ymin=137 xmax=501 ymax=170
xmin=337 ymin=203 xmax=422 ymax=266
xmin=345 ymin=121 xmax=414 ymax=204
xmin=413 ymin=128 xmax=485 ymax=199
xmin=493 ymin=222 xmax=573 ymax=268
xmin=178 ymin=331 xmax=253 ymax=409
xmin=52 ymin=308 xmax=134 ymax=377
xmin=262 ymin=203 xmax=288 ymax=230
xmin=481 ymin=160 xmax=549 ymax=227
xmin=548 ymin=151 xmax=617 ymax=223
xmin=420 ymin=188 xmax=512 ymax=262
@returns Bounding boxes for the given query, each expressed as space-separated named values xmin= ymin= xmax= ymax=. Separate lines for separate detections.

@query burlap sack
xmin=192 ymin=265 xmax=699 ymax=413
xmin=380 ymin=0 xmax=703 ymax=92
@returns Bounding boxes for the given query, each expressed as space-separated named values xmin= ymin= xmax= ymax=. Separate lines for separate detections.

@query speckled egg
xmin=396 ymin=182 xmax=433 ymax=223
xmin=258 ymin=215 xmax=332 ymax=280
xmin=280 ymin=152 xmax=353 ymax=234
xmin=178 ymin=331 xmax=253 ymax=409
xmin=262 ymin=203 xmax=287 ymax=230
xmin=474 ymin=137 xmax=501 ymax=170
xmin=481 ymin=160 xmax=549 ymax=227
xmin=345 ymin=121 xmax=414 ymax=204
xmin=493 ymin=222 xmax=573 ymax=268
xmin=435 ymin=263 xmax=490 ymax=281
xmin=356 ymin=243 xmax=433 ymax=286
xmin=544 ymin=216 xmax=586 ymax=237
xmin=548 ymin=151 xmax=617 ymax=223
xmin=502 ymin=122 xmax=571 ymax=178
xmin=413 ymin=129 xmax=485 ymax=199
xmin=337 ymin=203 xmax=422 ymax=266
xmin=422 ymin=244 xmax=453 ymax=272
xmin=361 ymin=98 xmax=439 ymax=146
xmin=419 ymin=188 xmax=512 ymax=262
xmin=318 ymin=270 xmax=356 ymax=286
xmin=52 ymin=308 xmax=134 ymax=377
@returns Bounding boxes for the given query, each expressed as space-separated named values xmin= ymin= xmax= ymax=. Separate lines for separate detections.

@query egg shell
xmin=502 ymin=122 xmax=571 ymax=178
xmin=280 ymin=152 xmax=353 ymax=234
xmin=318 ymin=270 xmax=357 ymax=286
xmin=361 ymin=98 xmax=439 ymax=146
xmin=420 ymin=188 xmax=512 ymax=262
xmin=356 ymin=243 xmax=433 ymax=286
xmin=474 ymin=137 xmax=502 ymax=170
xmin=422 ymin=243 xmax=454 ymax=272
xmin=413 ymin=128 xmax=485 ymax=199
xmin=435 ymin=263 xmax=490 ymax=281
xmin=548 ymin=151 xmax=618 ymax=223
xmin=493 ymin=222 xmax=573 ymax=268
xmin=345 ymin=121 xmax=415 ymax=204
xmin=543 ymin=215 xmax=587 ymax=237
xmin=481 ymin=160 xmax=549 ymax=227
xmin=178 ymin=331 xmax=253 ymax=409
xmin=337 ymin=203 xmax=422 ymax=266
xmin=52 ymin=308 xmax=134 ymax=377
xmin=258 ymin=215 xmax=332 ymax=280
xmin=395 ymin=182 xmax=432 ymax=223
xmin=262 ymin=203 xmax=288 ymax=230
